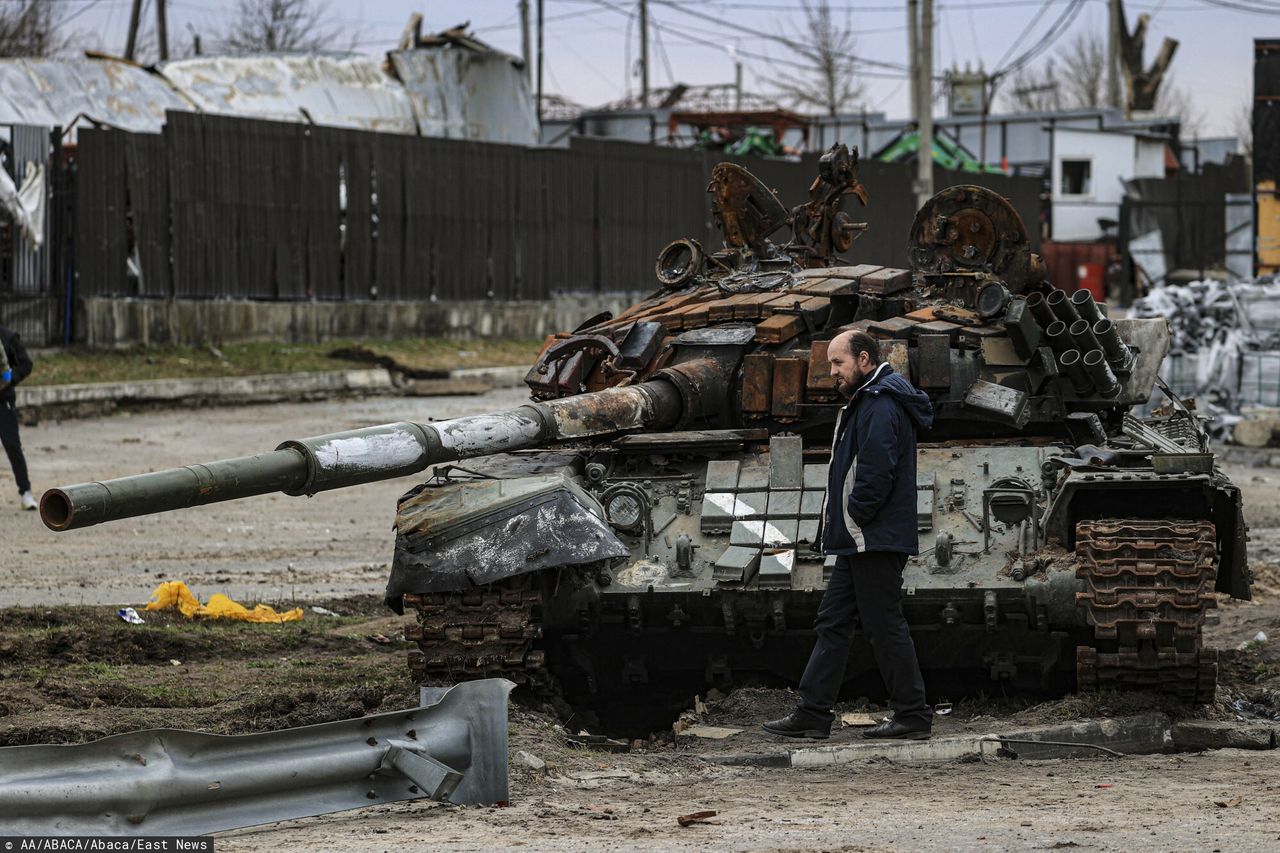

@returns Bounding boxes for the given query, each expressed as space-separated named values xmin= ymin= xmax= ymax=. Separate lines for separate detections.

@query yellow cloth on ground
xmin=145 ymin=580 xmax=303 ymax=623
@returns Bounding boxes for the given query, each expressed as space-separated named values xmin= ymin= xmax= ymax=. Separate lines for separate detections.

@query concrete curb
xmin=701 ymin=712 xmax=1280 ymax=768
xmin=15 ymin=363 xmax=529 ymax=420
xmin=449 ymin=364 xmax=528 ymax=387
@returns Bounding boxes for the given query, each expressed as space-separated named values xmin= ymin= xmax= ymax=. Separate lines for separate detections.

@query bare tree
xmin=219 ymin=0 xmax=343 ymax=54
xmin=1001 ymin=30 xmax=1106 ymax=113
xmin=1001 ymin=26 xmax=1200 ymax=131
xmin=1057 ymin=30 xmax=1107 ymax=110
xmin=1231 ymin=96 xmax=1253 ymax=160
xmin=0 ymin=1 xmax=64 ymax=57
xmin=1154 ymin=77 xmax=1206 ymax=138
xmin=770 ymin=0 xmax=865 ymax=116
xmin=1003 ymin=60 xmax=1064 ymax=113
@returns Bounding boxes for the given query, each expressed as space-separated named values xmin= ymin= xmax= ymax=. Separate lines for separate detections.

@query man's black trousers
xmin=797 ymin=551 xmax=932 ymax=728
xmin=0 ymin=399 xmax=30 ymax=494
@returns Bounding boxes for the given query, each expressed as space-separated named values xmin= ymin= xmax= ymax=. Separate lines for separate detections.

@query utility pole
xmin=520 ymin=0 xmax=532 ymax=82
xmin=915 ymin=0 xmax=935 ymax=206
xmin=536 ymin=0 xmax=544 ymax=123
xmin=907 ymin=0 xmax=920 ymax=119
xmin=156 ymin=0 xmax=169 ymax=62
xmin=124 ymin=0 xmax=142 ymax=61
xmin=1107 ymin=0 xmax=1122 ymax=109
xmin=639 ymin=0 xmax=650 ymax=109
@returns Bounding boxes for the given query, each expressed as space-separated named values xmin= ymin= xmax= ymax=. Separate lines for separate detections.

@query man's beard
xmin=838 ymin=367 xmax=866 ymax=398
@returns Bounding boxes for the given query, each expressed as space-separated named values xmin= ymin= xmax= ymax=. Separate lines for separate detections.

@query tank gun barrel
xmin=41 ymin=379 xmax=685 ymax=532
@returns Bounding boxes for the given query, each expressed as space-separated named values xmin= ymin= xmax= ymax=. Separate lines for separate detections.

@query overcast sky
xmin=70 ymin=0 xmax=1262 ymax=137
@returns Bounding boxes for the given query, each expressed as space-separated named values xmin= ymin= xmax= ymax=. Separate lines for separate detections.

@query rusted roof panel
xmin=159 ymin=53 xmax=418 ymax=134
xmin=0 ymin=58 xmax=191 ymax=138
xmin=389 ymin=48 xmax=538 ymax=144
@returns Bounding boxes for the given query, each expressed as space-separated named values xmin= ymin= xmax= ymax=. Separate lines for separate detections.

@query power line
xmin=649 ymin=0 xmax=912 ymax=72
xmin=566 ymin=0 xmax=920 ymax=85
xmin=1195 ymin=0 xmax=1280 ymax=13
xmin=650 ymin=9 xmax=677 ymax=84
xmin=653 ymin=20 xmax=916 ymax=79
xmin=561 ymin=0 xmax=914 ymax=74
xmin=994 ymin=0 xmax=1087 ymax=77
xmin=478 ymin=6 xmax=615 ymax=32
xmin=993 ymin=0 xmax=1056 ymax=71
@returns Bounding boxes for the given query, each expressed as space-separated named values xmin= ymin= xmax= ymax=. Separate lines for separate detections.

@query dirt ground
xmin=0 ymin=388 xmax=532 ymax=606
xmin=3 ymin=395 xmax=1280 ymax=849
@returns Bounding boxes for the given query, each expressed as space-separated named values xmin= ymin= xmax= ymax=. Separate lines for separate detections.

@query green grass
xmin=26 ymin=338 xmax=544 ymax=387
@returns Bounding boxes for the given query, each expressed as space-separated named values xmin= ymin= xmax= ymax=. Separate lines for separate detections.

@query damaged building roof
xmin=0 ymin=25 xmax=537 ymax=145
xmin=0 ymin=57 xmax=192 ymax=139
xmin=158 ymin=53 xmax=418 ymax=134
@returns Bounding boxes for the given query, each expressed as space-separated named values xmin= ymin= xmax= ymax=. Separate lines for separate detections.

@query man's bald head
xmin=827 ymin=330 xmax=881 ymax=397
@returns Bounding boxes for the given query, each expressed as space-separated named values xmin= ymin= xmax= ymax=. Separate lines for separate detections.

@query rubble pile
xmin=1133 ymin=279 xmax=1280 ymax=352
xmin=1132 ymin=280 xmax=1280 ymax=423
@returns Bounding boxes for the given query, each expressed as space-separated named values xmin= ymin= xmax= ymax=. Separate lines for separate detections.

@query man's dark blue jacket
xmin=0 ymin=324 xmax=32 ymax=405
xmin=821 ymin=362 xmax=934 ymax=556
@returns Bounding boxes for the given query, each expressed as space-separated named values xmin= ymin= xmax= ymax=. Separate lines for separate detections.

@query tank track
xmin=402 ymin=585 xmax=548 ymax=687
xmin=1075 ymin=519 xmax=1218 ymax=704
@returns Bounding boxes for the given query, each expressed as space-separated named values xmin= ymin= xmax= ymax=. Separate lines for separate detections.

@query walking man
xmin=0 ymin=322 xmax=36 ymax=510
xmin=764 ymin=330 xmax=934 ymax=740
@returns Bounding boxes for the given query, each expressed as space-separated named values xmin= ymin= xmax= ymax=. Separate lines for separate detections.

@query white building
xmin=1049 ymin=126 xmax=1170 ymax=241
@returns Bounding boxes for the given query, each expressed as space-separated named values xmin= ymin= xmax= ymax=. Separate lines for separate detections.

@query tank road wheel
xmin=1074 ymin=519 xmax=1219 ymax=703
xmin=402 ymin=579 xmax=549 ymax=689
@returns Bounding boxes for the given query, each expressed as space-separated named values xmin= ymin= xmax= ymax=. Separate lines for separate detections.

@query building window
xmin=1060 ymin=159 xmax=1092 ymax=196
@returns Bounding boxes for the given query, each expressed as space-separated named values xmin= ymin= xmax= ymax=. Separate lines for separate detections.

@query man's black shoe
xmin=862 ymin=718 xmax=931 ymax=740
xmin=762 ymin=712 xmax=830 ymax=740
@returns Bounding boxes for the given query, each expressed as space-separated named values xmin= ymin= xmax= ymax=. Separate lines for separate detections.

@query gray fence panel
xmin=76 ymin=120 xmax=1042 ymax=304
xmin=167 ymin=111 xmax=207 ymax=298
xmin=75 ymin=127 xmax=128 ymax=297
xmin=124 ymin=132 xmax=170 ymax=297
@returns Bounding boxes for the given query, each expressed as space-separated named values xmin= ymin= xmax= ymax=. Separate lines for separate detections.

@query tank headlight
xmin=606 ymin=493 xmax=643 ymax=531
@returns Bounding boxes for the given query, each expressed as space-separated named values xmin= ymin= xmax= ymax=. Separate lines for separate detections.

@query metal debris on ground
xmin=116 ymin=607 xmax=144 ymax=624
xmin=1230 ymin=698 xmax=1280 ymax=721
xmin=677 ymin=810 xmax=721 ymax=827
xmin=565 ymin=733 xmax=631 ymax=752
xmin=514 ymin=750 xmax=547 ymax=771
xmin=0 ymin=679 xmax=514 ymax=836
xmin=679 ymin=725 xmax=743 ymax=739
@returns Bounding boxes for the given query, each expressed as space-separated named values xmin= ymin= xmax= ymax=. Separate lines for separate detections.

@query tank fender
xmin=385 ymin=475 xmax=628 ymax=610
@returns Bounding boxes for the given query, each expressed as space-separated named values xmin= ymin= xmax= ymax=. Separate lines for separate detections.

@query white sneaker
xmin=20 ymin=491 xmax=37 ymax=511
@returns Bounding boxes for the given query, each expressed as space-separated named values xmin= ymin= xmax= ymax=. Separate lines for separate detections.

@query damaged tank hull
xmin=387 ymin=153 xmax=1247 ymax=727
xmin=43 ymin=146 xmax=1248 ymax=730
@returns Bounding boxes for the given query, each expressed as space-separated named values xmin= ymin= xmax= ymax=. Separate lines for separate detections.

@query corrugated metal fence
xmin=75 ymin=112 xmax=1041 ymax=302
xmin=0 ymin=124 xmax=68 ymax=346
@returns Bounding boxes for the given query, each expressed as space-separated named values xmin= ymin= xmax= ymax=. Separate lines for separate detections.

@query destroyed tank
xmin=41 ymin=145 xmax=1250 ymax=731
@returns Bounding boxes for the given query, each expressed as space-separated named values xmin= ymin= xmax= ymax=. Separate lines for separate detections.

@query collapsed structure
xmin=0 ymin=25 xmax=537 ymax=145
xmin=41 ymin=148 xmax=1248 ymax=729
